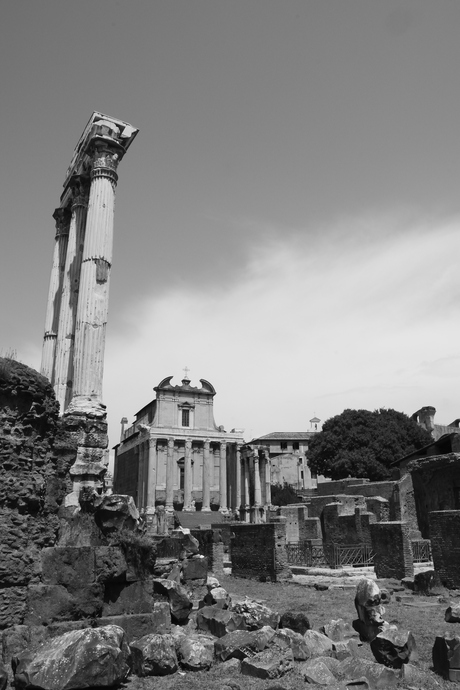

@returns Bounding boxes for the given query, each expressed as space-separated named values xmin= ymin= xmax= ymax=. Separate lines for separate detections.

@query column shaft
xmin=243 ymin=458 xmax=250 ymax=522
xmin=235 ymin=444 xmax=242 ymax=513
xmin=72 ymin=145 xmax=119 ymax=402
xmin=202 ymin=440 xmax=211 ymax=511
xmin=53 ymin=180 xmax=89 ymax=412
xmin=137 ymin=442 xmax=145 ymax=511
xmin=165 ymin=438 xmax=175 ymax=512
xmin=254 ymin=452 xmax=262 ymax=506
xmin=41 ymin=208 xmax=71 ymax=383
xmin=146 ymin=438 xmax=157 ymax=508
xmin=219 ymin=442 xmax=227 ymax=511
xmin=183 ymin=439 xmax=193 ymax=510
xmin=265 ymin=452 xmax=272 ymax=506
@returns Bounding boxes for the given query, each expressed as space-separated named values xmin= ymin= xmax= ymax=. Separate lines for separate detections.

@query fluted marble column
xmin=219 ymin=441 xmax=227 ymax=512
xmin=71 ymin=141 xmax=122 ymax=406
xmin=165 ymin=438 xmax=175 ymax=512
xmin=202 ymin=439 xmax=211 ymax=511
xmin=243 ymin=458 xmax=250 ymax=522
xmin=53 ymin=177 xmax=89 ymax=412
xmin=235 ymin=444 xmax=242 ymax=514
xmin=146 ymin=437 xmax=157 ymax=508
xmin=264 ymin=451 xmax=272 ymax=506
xmin=183 ymin=439 xmax=193 ymax=510
xmin=137 ymin=442 xmax=145 ymax=510
xmin=41 ymin=207 xmax=71 ymax=383
xmin=253 ymin=451 xmax=262 ymax=507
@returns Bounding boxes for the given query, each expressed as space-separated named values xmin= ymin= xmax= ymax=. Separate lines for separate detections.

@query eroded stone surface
xmin=130 ymin=633 xmax=177 ymax=676
xmin=13 ymin=625 xmax=131 ymax=690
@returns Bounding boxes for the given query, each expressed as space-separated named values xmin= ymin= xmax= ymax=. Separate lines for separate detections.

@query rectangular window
xmin=293 ymin=441 xmax=299 ymax=450
xmin=182 ymin=409 xmax=190 ymax=427
xmin=280 ymin=441 xmax=288 ymax=450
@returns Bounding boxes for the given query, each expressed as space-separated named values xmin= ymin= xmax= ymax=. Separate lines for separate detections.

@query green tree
xmin=307 ymin=408 xmax=432 ymax=481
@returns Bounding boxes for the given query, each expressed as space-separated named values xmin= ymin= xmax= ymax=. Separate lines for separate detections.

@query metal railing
xmin=411 ymin=539 xmax=432 ymax=563
xmin=286 ymin=542 xmax=374 ymax=569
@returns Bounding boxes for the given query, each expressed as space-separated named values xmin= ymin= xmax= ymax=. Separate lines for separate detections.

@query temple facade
xmin=113 ymin=374 xmax=245 ymax=517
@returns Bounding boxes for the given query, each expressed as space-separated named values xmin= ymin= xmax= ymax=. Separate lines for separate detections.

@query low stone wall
xmin=429 ymin=510 xmax=460 ymax=588
xmin=370 ymin=521 xmax=414 ymax=579
xmin=230 ymin=519 xmax=291 ymax=581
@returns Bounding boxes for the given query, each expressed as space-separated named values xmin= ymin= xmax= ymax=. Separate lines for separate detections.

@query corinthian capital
xmin=90 ymin=141 xmax=122 ymax=185
xmin=52 ymin=207 xmax=71 ymax=237
xmin=70 ymin=176 xmax=90 ymax=210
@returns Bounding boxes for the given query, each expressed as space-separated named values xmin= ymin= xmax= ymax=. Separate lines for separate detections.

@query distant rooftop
xmin=250 ymin=431 xmax=314 ymax=442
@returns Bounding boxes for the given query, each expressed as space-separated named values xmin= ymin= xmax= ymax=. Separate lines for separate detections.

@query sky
xmin=1 ymin=0 xmax=460 ymax=450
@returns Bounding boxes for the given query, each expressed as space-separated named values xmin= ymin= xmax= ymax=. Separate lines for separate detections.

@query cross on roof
xmin=183 ymin=366 xmax=190 ymax=379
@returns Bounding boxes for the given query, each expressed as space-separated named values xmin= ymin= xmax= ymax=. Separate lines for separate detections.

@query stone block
xmin=0 ymin=587 xmax=27 ymax=629
xmin=445 ymin=603 xmax=460 ymax=623
xmin=12 ymin=625 xmax=130 ymax=690
xmin=23 ymin=585 xmax=75 ymax=626
xmin=338 ymin=656 xmax=399 ymax=688
xmin=241 ymin=648 xmax=294 ymax=679
xmin=279 ymin=610 xmax=310 ymax=635
xmin=41 ymin=547 xmax=95 ymax=589
xmin=432 ymin=633 xmax=460 ymax=680
xmin=95 ymin=611 xmax=170 ymax=642
xmin=214 ymin=627 xmax=276 ymax=661
xmin=196 ymin=606 xmax=246 ymax=638
xmin=371 ymin=628 xmax=417 ymax=668
xmin=429 ymin=511 xmax=460 ymax=589
xmin=303 ymin=630 xmax=334 ymax=657
xmin=94 ymin=546 xmax=128 ymax=582
xmin=301 ymin=658 xmax=336 ymax=685
xmin=103 ymin=581 xmax=160 ymax=616
xmin=177 ymin=635 xmax=215 ymax=671
xmin=182 ymin=556 xmax=208 ymax=581
xmin=130 ymin=633 xmax=177 ymax=676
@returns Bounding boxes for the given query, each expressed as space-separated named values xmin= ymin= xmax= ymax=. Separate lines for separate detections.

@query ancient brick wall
xmin=322 ymin=503 xmax=376 ymax=546
xmin=410 ymin=454 xmax=460 ymax=539
xmin=0 ymin=358 xmax=163 ymax=663
xmin=429 ymin=510 xmax=460 ymax=588
xmin=230 ymin=521 xmax=291 ymax=581
xmin=308 ymin=494 xmax=366 ymax=520
xmin=0 ymin=359 xmax=64 ymax=630
xmin=370 ymin=521 xmax=414 ymax=579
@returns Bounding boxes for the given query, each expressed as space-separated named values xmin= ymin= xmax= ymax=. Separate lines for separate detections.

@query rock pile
xmin=3 ymin=575 xmax=425 ymax=689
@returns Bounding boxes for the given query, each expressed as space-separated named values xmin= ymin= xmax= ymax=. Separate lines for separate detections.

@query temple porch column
xmin=219 ymin=441 xmax=228 ymax=512
xmin=183 ymin=439 xmax=193 ymax=510
xmin=165 ymin=438 xmax=175 ymax=512
xmin=202 ymin=439 xmax=211 ymax=511
xmin=253 ymin=450 xmax=262 ymax=523
xmin=146 ymin=437 xmax=157 ymax=509
xmin=137 ymin=442 xmax=145 ymax=511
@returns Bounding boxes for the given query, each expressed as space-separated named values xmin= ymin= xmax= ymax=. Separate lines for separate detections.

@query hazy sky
xmin=2 ymin=0 xmax=460 ymax=448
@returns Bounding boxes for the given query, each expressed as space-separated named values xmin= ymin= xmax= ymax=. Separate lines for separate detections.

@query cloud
xmin=104 ymin=211 xmax=460 ymax=446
